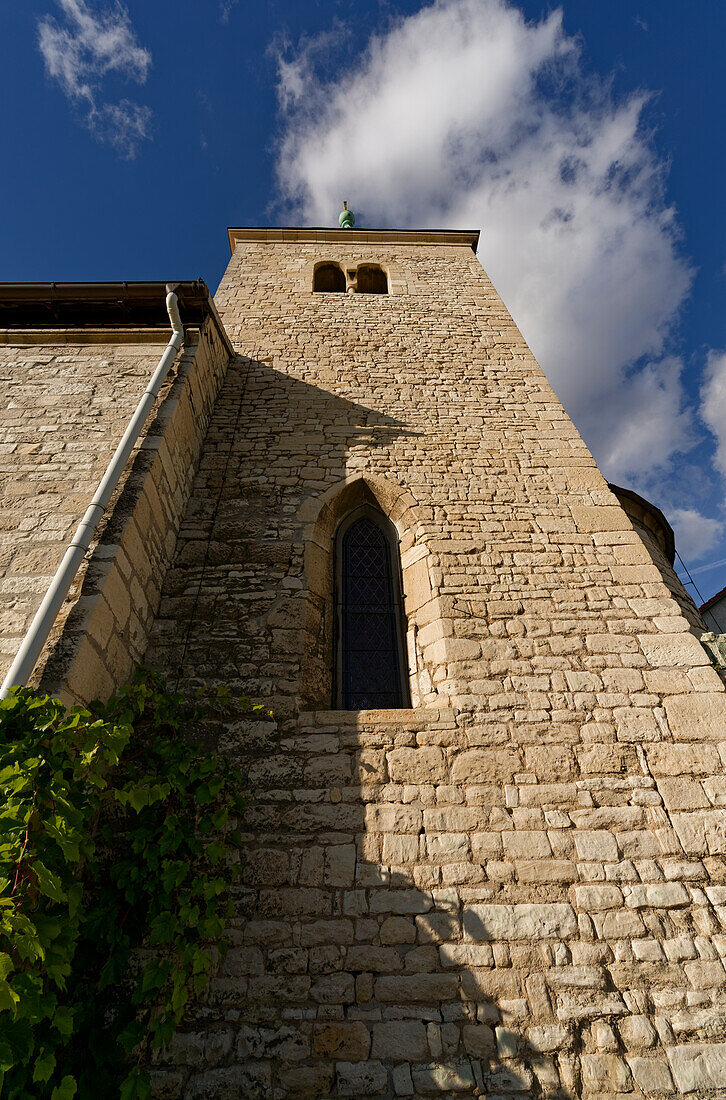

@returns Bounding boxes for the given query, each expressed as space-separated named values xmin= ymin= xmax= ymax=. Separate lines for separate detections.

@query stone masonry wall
xmin=0 ymin=321 xmax=230 ymax=703
xmin=144 ymin=232 xmax=726 ymax=1098
xmin=611 ymin=491 xmax=706 ymax=638
xmin=0 ymin=333 xmax=164 ymax=682
xmin=628 ymin=521 xmax=707 ymax=638
xmin=153 ymin=706 xmax=726 ymax=1099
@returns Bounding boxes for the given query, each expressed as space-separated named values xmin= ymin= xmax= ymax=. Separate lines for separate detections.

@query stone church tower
xmin=2 ymin=221 xmax=726 ymax=1097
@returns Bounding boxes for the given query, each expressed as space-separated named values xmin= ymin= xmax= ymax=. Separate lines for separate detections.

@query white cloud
xmin=691 ymin=554 xmax=726 ymax=578
xmin=670 ymin=508 xmax=723 ymax=564
xmin=87 ymin=99 xmax=152 ymax=157
xmin=701 ymin=350 xmax=726 ymax=476
xmin=219 ymin=0 xmax=238 ymax=25
xmin=274 ymin=0 xmax=695 ymax=486
xmin=38 ymin=0 xmax=152 ymax=158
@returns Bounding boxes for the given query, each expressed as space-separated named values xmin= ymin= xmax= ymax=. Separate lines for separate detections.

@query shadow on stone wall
xmin=36 ymin=332 xmax=227 ymax=703
xmin=143 ymin=358 xmax=714 ymax=1099
xmin=145 ymin=709 xmax=599 ymax=1100
xmin=148 ymin=358 xmax=428 ymax=714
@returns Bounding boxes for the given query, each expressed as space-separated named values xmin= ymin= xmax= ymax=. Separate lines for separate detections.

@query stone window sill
xmin=298 ymin=708 xmax=454 ymax=726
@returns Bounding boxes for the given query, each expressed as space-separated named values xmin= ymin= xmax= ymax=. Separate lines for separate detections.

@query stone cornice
xmin=227 ymin=226 xmax=480 ymax=253
xmin=0 ymin=327 xmax=175 ymax=346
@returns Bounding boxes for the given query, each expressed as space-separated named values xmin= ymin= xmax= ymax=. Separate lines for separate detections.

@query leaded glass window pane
xmin=338 ymin=515 xmax=406 ymax=709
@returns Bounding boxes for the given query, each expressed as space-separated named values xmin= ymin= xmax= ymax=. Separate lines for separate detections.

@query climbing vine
xmin=0 ymin=670 xmax=258 ymax=1098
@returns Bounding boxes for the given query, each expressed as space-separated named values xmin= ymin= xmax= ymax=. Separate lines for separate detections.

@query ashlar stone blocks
xmin=134 ymin=228 xmax=726 ymax=1096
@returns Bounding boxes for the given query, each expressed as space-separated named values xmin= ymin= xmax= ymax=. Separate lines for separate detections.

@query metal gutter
xmin=0 ymin=288 xmax=187 ymax=698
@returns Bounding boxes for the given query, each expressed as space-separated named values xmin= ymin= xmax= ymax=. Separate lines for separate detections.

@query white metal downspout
xmin=0 ymin=286 xmax=185 ymax=699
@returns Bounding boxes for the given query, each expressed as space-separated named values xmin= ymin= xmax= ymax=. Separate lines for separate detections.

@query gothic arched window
xmin=314 ymin=263 xmax=346 ymax=293
xmin=356 ymin=264 xmax=388 ymax=294
xmin=335 ymin=506 xmax=409 ymax=709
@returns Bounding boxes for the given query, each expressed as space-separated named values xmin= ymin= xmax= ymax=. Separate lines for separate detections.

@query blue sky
xmin=2 ymin=0 xmax=725 ymax=601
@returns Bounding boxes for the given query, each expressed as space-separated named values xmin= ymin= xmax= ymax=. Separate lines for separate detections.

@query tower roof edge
xmin=226 ymin=226 xmax=480 ymax=255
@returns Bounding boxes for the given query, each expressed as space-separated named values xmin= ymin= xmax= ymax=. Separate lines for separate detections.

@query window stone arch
xmin=313 ymin=262 xmax=346 ymax=293
xmin=334 ymin=504 xmax=409 ymax=709
xmin=298 ymin=475 xmax=449 ymax=711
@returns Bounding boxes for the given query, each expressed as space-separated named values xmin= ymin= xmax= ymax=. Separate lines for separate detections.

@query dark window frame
xmin=313 ymin=263 xmax=346 ymax=293
xmin=356 ymin=264 xmax=388 ymax=294
xmin=333 ymin=504 xmax=410 ymax=710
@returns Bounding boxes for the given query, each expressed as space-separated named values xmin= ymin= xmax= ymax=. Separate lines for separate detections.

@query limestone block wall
xmin=0 ymin=333 xmax=165 ymax=682
xmin=611 ymin=488 xmax=706 ymax=637
xmin=144 ymin=230 xmax=726 ymax=1097
xmin=0 ymin=321 xmax=230 ymax=703
xmin=152 ymin=706 xmax=726 ymax=1098
xmin=630 ymin=521 xmax=706 ymax=637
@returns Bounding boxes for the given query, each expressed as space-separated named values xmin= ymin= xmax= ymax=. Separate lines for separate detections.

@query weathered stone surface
xmin=639 ymin=632 xmax=709 ymax=668
xmin=325 ymin=844 xmax=356 ymax=886
xmin=627 ymin=1056 xmax=675 ymax=1094
xmin=579 ymin=744 xmax=638 ymax=774
xmin=278 ymin=1065 xmax=336 ymax=1097
xmin=313 ymin=1022 xmax=371 ymax=1061
xmin=672 ymin=809 xmax=726 ymax=854
xmin=299 ymin=919 xmax=354 ymax=946
xmin=346 ymin=946 xmax=403 ymax=972
xmin=0 ymin=328 xmax=230 ymax=703
xmin=665 ymin=692 xmax=726 ymax=740
xmin=619 ymin=1015 xmax=658 ymax=1050
xmin=463 ymin=903 xmax=577 ymax=940
xmin=626 ymin=883 xmax=689 ymax=909
xmin=516 ymin=859 xmax=577 ymax=883
xmin=647 ymin=743 xmax=721 ymax=775
xmin=546 ymin=966 xmax=606 ymax=990
xmin=666 ymin=1042 xmax=726 ymax=1092
xmin=336 ymin=1060 xmax=388 ymax=1096
xmin=487 ymin=1065 xmax=534 ymax=1091
xmin=375 ymin=974 xmax=459 ymax=1003
xmin=503 ymin=830 xmax=551 ymax=859
xmin=392 ymin=1063 xmax=414 ymax=1096
xmin=369 ymin=890 xmax=432 ymax=915
xmin=657 ymin=777 xmax=710 ymax=811
xmin=527 ymin=1025 xmax=571 ymax=1053
xmin=450 ymin=748 xmax=520 ymax=785
xmin=411 ymin=1062 xmax=476 ymax=1094
xmin=573 ymin=885 xmax=623 ymax=910
xmin=571 ymin=506 xmax=632 ymax=532
xmin=580 ymin=1054 xmax=633 ymax=1091
xmin=556 ymin=993 xmax=628 ymax=1020
xmin=439 ymin=943 xmax=494 ymax=968
xmin=573 ymin=830 xmax=619 ymax=862
xmin=462 ymin=1024 xmax=495 ymax=1057
xmin=387 ymin=747 xmax=447 ymax=784
xmin=383 ymin=834 xmax=419 ymax=864
xmin=371 ymin=1021 xmax=428 ymax=1061
xmin=185 ymin=1065 xmax=272 ymax=1099
xmin=380 ymin=916 xmax=417 ymax=944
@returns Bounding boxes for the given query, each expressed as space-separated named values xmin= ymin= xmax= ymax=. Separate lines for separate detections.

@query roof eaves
xmin=227 ymin=226 xmax=481 ymax=254
xmin=700 ymin=585 xmax=726 ymax=612
xmin=0 ymin=280 xmax=234 ymax=357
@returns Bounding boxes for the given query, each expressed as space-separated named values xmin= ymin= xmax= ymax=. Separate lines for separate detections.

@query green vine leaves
xmin=0 ymin=670 xmax=260 ymax=1098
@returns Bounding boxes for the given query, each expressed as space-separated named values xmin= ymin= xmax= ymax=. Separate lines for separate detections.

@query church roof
xmin=0 ymin=279 xmax=226 ymax=338
xmin=608 ymin=483 xmax=676 ymax=565
xmin=700 ymin=584 xmax=726 ymax=612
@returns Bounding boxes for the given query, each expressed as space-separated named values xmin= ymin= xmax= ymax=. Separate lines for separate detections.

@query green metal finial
xmin=339 ymin=201 xmax=355 ymax=229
